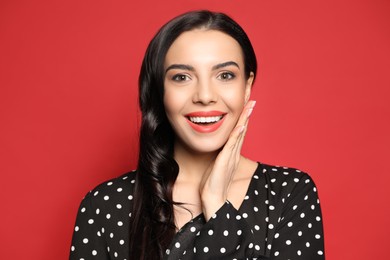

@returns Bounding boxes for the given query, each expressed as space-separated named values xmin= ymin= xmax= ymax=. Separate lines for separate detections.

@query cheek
xmin=163 ymin=88 xmax=185 ymax=121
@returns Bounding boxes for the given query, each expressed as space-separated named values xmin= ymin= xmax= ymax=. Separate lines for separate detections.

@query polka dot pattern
xmin=70 ymin=164 xmax=325 ymax=259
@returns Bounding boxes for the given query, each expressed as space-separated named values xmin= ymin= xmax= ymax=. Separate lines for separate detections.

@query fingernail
xmin=239 ymin=125 xmax=246 ymax=133
xmin=247 ymin=108 xmax=253 ymax=117
xmin=251 ymin=100 xmax=257 ymax=108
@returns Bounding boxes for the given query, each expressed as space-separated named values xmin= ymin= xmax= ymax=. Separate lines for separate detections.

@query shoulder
xmin=259 ymin=162 xmax=314 ymax=184
xmin=254 ymin=162 xmax=319 ymax=202
xmin=80 ymin=170 xmax=137 ymax=211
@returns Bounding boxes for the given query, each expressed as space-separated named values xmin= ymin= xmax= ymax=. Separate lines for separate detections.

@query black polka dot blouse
xmin=70 ymin=163 xmax=325 ymax=259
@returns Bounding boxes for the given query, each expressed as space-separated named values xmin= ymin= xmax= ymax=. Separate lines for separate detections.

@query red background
xmin=1 ymin=0 xmax=389 ymax=259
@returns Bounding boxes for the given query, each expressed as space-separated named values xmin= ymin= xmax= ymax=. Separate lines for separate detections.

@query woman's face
xmin=163 ymin=29 xmax=254 ymax=154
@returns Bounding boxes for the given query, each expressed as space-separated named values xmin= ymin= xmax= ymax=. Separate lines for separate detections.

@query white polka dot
xmin=81 ymin=207 xmax=86 ymax=213
xmin=288 ymin=222 xmax=293 ymax=227
xmin=308 ymin=223 xmax=313 ymax=228
xmin=249 ymin=243 xmax=253 ymax=248
xmin=255 ymin=245 xmax=260 ymax=250
xmin=244 ymin=195 xmax=249 ymax=200
xmin=274 ymin=233 xmax=279 ymax=238
xmin=104 ymin=195 xmax=109 ymax=201
xmin=96 ymin=209 xmax=100 ymax=214
xmin=268 ymin=224 xmax=274 ymax=229
xmin=306 ymin=242 xmax=310 ymax=247
xmin=93 ymin=191 xmax=99 ymax=196
xmin=128 ymin=195 xmax=133 ymax=200
xmin=83 ymin=238 xmax=88 ymax=244
xmin=267 ymin=244 xmax=272 ymax=250
xmin=226 ymin=213 xmax=230 ymax=219
xmin=254 ymin=206 xmax=258 ymax=212
xmin=318 ymin=250 xmax=324 ymax=255
xmin=114 ymin=252 xmax=118 ymax=257
xmin=269 ymin=205 xmax=275 ymax=210
xmin=242 ymin=213 xmax=248 ymax=218
xmin=282 ymin=182 xmax=287 ymax=186
xmin=74 ymin=226 xmax=79 ymax=232
xmin=88 ymin=219 xmax=94 ymax=224
xmin=274 ymin=251 xmax=279 ymax=256
xmin=165 ymin=249 xmax=170 ymax=255
xmin=223 ymin=230 xmax=229 ymax=236
xmin=107 ymin=181 xmax=113 ymax=186
xmin=304 ymin=195 xmax=309 ymax=200
xmin=106 ymin=214 xmax=111 ymax=219
xmin=117 ymin=187 xmax=123 ymax=192
xmin=203 ymin=247 xmax=209 ymax=253
xmin=190 ymin=226 xmax=196 ymax=232
xmin=220 ymin=247 xmax=226 ymax=253
xmin=175 ymin=242 xmax=180 ymax=248
xmin=208 ymin=230 xmax=213 ymax=235
xmin=300 ymin=213 xmax=305 ymax=218
xmin=316 ymin=216 xmax=321 ymax=221
xmin=120 ymin=240 xmax=125 ymax=245
xmin=254 ymin=225 xmax=260 ymax=230
xmin=237 ymin=230 xmax=242 ymax=235
xmin=298 ymin=231 xmax=303 ymax=236
xmin=271 ymin=178 xmax=276 ymax=183
xmin=315 ymin=234 xmax=321 ymax=239
xmin=236 ymin=215 xmax=242 ymax=220
xmin=97 ymin=231 xmax=101 ymax=237
xmin=71 ymin=246 xmax=75 ymax=251
xmin=286 ymin=240 xmax=291 ymax=245
xmin=116 ymin=204 xmax=122 ymax=209
xmin=110 ymin=233 xmax=114 ymax=238
xmin=92 ymin=250 xmax=97 ymax=256
xmin=297 ymin=250 xmax=302 ymax=255
xmin=293 ymin=205 xmax=298 ymax=210
xmin=117 ymin=221 xmax=123 ymax=226
xmin=294 ymin=178 xmax=299 ymax=183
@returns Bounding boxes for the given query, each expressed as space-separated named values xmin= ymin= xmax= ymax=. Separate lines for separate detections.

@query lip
xmin=185 ymin=111 xmax=226 ymax=117
xmin=185 ymin=111 xmax=226 ymax=133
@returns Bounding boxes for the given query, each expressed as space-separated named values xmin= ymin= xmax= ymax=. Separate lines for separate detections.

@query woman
xmin=70 ymin=10 xmax=325 ymax=259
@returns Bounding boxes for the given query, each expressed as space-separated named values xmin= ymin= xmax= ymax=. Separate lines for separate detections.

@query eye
xmin=218 ymin=72 xmax=235 ymax=81
xmin=172 ymin=74 xmax=190 ymax=82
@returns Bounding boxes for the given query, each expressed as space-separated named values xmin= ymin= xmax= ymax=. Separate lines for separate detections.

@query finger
xmin=235 ymin=100 xmax=256 ymax=131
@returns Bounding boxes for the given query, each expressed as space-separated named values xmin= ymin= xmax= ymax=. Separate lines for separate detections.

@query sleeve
xmin=69 ymin=192 xmax=108 ymax=260
xmin=181 ymin=201 xmax=256 ymax=259
xmin=269 ymin=174 xmax=325 ymax=259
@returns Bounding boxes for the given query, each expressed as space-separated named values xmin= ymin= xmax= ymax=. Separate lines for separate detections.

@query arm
xmin=69 ymin=192 xmax=108 ymax=260
xmin=270 ymin=175 xmax=325 ymax=259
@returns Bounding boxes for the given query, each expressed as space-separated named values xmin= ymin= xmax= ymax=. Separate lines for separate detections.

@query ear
xmin=244 ymin=72 xmax=255 ymax=103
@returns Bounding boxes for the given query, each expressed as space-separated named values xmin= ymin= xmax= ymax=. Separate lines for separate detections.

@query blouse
xmin=70 ymin=162 xmax=325 ymax=259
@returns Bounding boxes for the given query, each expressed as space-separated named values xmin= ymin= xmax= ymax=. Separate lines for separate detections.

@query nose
xmin=192 ymin=79 xmax=217 ymax=105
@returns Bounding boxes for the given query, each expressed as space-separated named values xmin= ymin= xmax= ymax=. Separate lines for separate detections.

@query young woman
xmin=70 ymin=10 xmax=325 ymax=259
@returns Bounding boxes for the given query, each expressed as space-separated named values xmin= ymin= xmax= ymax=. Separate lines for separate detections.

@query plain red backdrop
xmin=1 ymin=0 xmax=389 ymax=259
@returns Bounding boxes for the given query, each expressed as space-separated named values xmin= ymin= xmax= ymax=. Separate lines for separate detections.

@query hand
xmin=200 ymin=100 xmax=256 ymax=221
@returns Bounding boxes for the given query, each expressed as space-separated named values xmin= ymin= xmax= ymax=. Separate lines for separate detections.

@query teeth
xmin=189 ymin=116 xmax=223 ymax=124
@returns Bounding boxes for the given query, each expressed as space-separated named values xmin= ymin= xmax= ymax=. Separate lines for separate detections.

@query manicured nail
xmin=247 ymin=108 xmax=253 ymax=117
xmin=251 ymin=100 xmax=257 ymax=108
xmin=239 ymin=125 xmax=246 ymax=133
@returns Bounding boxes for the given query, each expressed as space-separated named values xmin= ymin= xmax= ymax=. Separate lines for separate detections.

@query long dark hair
xmin=129 ymin=10 xmax=258 ymax=259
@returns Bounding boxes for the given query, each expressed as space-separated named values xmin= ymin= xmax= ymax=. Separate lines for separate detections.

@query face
xmin=163 ymin=29 xmax=254 ymax=154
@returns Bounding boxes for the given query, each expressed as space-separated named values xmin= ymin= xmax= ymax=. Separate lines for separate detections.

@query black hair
xmin=129 ymin=10 xmax=257 ymax=259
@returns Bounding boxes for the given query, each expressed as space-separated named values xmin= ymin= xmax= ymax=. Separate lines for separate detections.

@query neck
xmin=173 ymin=142 xmax=219 ymax=184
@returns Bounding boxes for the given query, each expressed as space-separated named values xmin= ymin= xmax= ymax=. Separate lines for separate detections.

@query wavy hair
xmin=129 ymin=10 xmax=258 ymax=259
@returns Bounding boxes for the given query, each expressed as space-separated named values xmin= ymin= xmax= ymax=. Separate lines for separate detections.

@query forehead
xmin=164 ymin=29 xmax=244 ymax=66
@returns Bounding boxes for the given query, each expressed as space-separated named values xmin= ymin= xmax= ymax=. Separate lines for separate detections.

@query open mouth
xmin=187 ymin=115 xmax=224 ymax=125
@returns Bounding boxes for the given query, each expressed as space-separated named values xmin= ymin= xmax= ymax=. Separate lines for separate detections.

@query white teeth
xmin=189 ymin=116 xmax=223 ymax=124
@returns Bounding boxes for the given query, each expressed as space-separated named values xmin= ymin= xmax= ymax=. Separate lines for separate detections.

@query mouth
xmin=184 ymin=111 xmax=226 ymax=133
xmin=187 ymin=115 xmax=224 ymax=125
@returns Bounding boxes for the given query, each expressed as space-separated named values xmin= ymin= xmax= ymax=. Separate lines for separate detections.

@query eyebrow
xmin=165 ymin=61 xmax=240 ymax=73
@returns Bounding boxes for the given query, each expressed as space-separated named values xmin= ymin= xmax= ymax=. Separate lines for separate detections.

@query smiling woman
xmin=69 ymin=10 xmax=325 ymax=260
